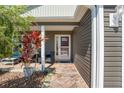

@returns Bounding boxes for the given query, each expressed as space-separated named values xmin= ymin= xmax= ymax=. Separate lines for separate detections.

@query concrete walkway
xmin=45 ymin=63 xmax=89 ymax=88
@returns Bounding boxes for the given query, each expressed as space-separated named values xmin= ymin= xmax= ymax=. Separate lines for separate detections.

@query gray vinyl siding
xmin=73 ymin=9 xmax=91 ymax=87
xmin=45 ymin=31 xmax=73 ymax=61
xmin=104 ymin=5 xmax=122 ymax=88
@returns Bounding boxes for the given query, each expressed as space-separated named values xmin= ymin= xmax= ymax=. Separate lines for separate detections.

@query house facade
xmin=22 ymin=5 xmax=124 ymax=88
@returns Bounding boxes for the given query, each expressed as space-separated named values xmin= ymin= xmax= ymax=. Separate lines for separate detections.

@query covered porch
xmin=22 ymin=5 xmax=92 ymax=87
xmin=0 ymin=5 xmax=93 ymax=88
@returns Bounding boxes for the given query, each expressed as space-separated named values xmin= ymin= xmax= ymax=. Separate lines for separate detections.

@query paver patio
xmin=44 ymin=63 xmax=88 ymax=88
xmin=0 ymin=62 xmax=88 ymax=88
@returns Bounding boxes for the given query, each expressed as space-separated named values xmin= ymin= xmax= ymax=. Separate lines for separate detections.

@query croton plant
xmin=20 ymin=31 xmax=43 ymax=66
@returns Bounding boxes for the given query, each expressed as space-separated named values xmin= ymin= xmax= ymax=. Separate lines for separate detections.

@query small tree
xmin=0 ymin=5 xmax=33 ymax=58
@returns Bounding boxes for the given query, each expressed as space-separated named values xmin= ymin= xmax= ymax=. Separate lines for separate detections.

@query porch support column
xmin=40 ymin=25 xmax=45 ymax=72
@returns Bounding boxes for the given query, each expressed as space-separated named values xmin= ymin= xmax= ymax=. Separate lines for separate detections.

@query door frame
xmin=54 ymin=34 xmax=71 ymax=61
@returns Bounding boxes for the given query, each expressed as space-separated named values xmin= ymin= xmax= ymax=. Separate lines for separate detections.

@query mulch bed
xmin=0 ymin=71 xmax=45 ymax=88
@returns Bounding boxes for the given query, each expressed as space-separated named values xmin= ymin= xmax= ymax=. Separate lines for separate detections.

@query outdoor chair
xmin=1 ymin=51 xmax=21 ymax=65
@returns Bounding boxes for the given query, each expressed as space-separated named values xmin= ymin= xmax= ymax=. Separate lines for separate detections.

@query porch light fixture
xmin=109 ymin=5 xmax=124 ymax=27
xmin=116 ymin=5 xmax=124 ymax=18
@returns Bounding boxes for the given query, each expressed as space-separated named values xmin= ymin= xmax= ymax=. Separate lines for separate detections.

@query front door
xmin=55 ymin=35 xmax=71 ymax=61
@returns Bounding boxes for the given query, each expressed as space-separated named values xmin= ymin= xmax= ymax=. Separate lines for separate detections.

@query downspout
xmin=91 ymin=5 xmax=104 ymax=88
xmin=122 ymin=11 xmax=124 ymax=88
xmin=95 ymin=5 xmax=98 ymax=88
xmin=91 ymin=5 xmax=97 ymax=88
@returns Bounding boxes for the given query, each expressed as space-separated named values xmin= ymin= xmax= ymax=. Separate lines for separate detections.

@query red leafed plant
xmin=31 ymin=31 xmax=42 ymax=48
xmin=21 ymin=31 xmax=43 ymax=67
xmin=20 ymin=30 xmax=48 ymax=77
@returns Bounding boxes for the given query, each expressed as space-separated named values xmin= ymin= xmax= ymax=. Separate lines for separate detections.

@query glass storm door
xmin=55 ymin=35 xmax=71 ymax=61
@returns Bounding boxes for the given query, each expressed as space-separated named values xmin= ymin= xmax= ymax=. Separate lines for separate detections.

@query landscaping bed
xmin=0 ymin=71 xmax=45 ymax=88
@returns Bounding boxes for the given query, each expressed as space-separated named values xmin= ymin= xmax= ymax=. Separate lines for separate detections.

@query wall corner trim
xmin=96 ymin=5 xmax=104 ymax=88
xmin=90 ymin=5 xmax=104 ymax=88
xmin=122 ymin=14 xmax=124 ymax=88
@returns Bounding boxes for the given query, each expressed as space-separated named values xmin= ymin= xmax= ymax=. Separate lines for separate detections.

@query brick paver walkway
xmin=45 ymin=63 xmax=89 ymax=88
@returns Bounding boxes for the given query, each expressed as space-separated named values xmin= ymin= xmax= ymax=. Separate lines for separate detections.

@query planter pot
xmin=23 ymin=67 xmax=34 ymax=78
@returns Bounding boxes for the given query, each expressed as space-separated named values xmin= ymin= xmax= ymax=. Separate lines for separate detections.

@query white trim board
xmin=122 ymin=14 xmax=124 ymax=88
xmin=90 ymin=5 xmax=104 ymax=88
xmin=96 ymin=5 xmax=104 ymax=88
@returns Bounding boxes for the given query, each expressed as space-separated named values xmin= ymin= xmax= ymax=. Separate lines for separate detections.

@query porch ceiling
xmin=22 ymin=5 xmax=88 ymax=23
xmin=22 ymin=5 xmax=89 ymax=31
